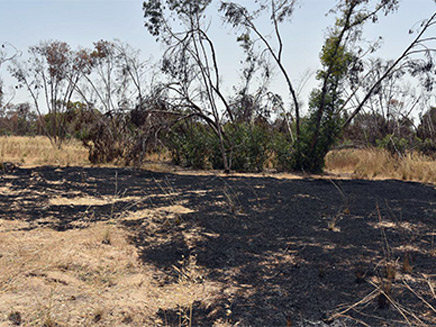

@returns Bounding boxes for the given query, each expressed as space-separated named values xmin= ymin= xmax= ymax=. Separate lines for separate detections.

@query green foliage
xmin=226 ymin=123 xmax=271 ymax=172
xmin=271 ymin=132 xmax=294 ymax=171
xmin=143 ymin=0 xmax=212 ymax=36
xmin=417 ymin=137 xmax=436 ymax=156
xmin=167 ymin=121 xmax=213 ymax=170
xmin=166 ymin=121 xmax=280 ymax=172
xmin=318 ymin=36 xmax=354 ymax=80
xmin=376 ymin=134 xmax=411 ymax=155
xmin=0 ymin=104 xmax=39 ymax=136
xmin=290 ymin=89 xmax=344 ymax=173
xmin=289 ymin=22 xmax=354 ymax=173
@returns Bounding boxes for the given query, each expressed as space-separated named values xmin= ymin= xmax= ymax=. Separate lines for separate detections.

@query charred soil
xmin=1 ymin=166 xmax=436 ymax=326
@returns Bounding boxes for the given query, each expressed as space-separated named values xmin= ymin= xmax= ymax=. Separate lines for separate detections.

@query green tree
xmin=221 ymin=0 xmax=436 ymax=172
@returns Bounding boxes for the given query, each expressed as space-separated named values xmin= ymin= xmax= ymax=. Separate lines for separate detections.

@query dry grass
xmin=0 ymin=217 xmax=221 ymax=327
xmin=326 ymin=148 xmax=436 ymax=183
xmin=0 ymin=136 xmax=89 ymax=167
xmin=0 ymin=180 xmax=222 ymax=326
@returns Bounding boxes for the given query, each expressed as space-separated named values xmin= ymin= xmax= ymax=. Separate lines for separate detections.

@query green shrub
xmin=166 ymin=121 xmax=277 ymax=172
xmin=167 ymin=121 xmax=213 ymax=169
xmin=376 ymin=134 xmax=409 ymax=155
xmin=271 ymin=131 xmax=294 ymax=171
xmin=225 ymin=123 xmax=271 ymax=172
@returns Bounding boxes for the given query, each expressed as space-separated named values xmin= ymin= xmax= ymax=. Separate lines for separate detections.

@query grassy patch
xmin=326 ymin=148 xmax=436 ymax=183
xmin=0 ymin=136 xmax=89 ymax=167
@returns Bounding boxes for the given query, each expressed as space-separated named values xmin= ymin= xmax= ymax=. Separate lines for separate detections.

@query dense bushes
xmin=167 ymin=121 xmax=213 ymax=169
xmin=166 ymin=120 xmax=297 ymax=172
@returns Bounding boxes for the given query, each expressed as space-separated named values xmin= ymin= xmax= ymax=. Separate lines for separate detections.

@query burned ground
xmin=1 ymin=166 xmax=436 ymax=326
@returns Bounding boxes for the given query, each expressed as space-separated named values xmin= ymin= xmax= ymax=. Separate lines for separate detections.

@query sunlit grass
xmin=0 ymin=136 xmax=89 ymax=166
xmin=326 ymin=148 xmax=436 ymax=183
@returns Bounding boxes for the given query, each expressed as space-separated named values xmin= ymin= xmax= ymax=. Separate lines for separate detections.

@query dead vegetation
xmin=1 ymin=138 xmax=436 ymax=326
xmin=0 ymin=136 xmax=89 ymax=167
xmin=0 ymin=204 xmax=223 ymax=327
xmin=326 ymin=148 xmax=436 ymax=183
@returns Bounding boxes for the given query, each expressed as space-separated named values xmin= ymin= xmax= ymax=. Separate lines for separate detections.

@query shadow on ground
xmin=1 ymin=166 xmax=436 ymax=326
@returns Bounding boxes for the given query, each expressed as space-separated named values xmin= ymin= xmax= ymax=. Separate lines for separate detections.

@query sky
xmin=1 ymin=0 xmax=435 ymax=113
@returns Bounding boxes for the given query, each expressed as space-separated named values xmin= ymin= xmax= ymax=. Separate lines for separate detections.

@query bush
xmin=271 ymin=131 xmax=294 ymax=171
xmin=288 ymin=89 xmax=344 ymax=173
xmin=226 ymin=123 xmax=272 ymax=172
xmin=166 ymin=121 xmax=279 ymax=172
xmin=167 ymin=121 xmax=213 ymax=169
xmin=417 ymin=138 xmax=436 ymax=157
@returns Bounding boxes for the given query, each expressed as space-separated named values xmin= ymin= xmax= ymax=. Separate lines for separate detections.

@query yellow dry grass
xmin=0 ymin=136 xmax=89 ymax=167
xmin=49 ymin=195 xmax=143 ymax=207
xmin=0 ymin=217 xmax=221 ymax=327
xmin=326 ymin=148 xmax=436 ymax=183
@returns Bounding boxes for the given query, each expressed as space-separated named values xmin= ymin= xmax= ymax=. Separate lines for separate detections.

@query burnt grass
xmin=1 ymin=165 xmax=436 ymax=326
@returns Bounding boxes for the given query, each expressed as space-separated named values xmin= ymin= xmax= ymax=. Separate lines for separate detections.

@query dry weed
xmin=326 ymin=148 xmax=436 ymax=183
xmin=0 ymin=136 xmax=89 ymax=167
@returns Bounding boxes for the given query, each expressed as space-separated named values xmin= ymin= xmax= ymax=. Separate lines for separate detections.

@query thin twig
xmin=403 ymin=281 xmax=436 ymax=315
xmin=328 ymin=289 xmax=379 ymax=321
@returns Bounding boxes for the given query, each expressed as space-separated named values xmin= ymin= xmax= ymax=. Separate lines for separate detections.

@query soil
xmin=1 ymin=165 xmax=436 ymax=326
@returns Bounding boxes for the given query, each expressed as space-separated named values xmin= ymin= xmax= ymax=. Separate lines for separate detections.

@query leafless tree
xmin=74 ymin=40 xmax=172 ymax=164
xmin=0 ymin=42 xmax=20 ymax=108
xmin=144 ymin=0 xmax=244 ymax=172
xmin=9 ymin=41 xmax=87 ymax=146
xmin=220 ymin=0 xmax=301 ymax=141
xmin=343 ymin=9 xmax=436 ymax=128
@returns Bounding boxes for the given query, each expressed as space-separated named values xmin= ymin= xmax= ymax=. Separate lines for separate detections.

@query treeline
xmin=1 ymin=1 xmax=435 ymax=173
xmin=2 ymin=101 xmax=436 ymax=172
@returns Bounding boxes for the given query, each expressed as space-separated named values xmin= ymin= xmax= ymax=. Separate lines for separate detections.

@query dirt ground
xmin=1 ymin=165 xmax=436 ymax=326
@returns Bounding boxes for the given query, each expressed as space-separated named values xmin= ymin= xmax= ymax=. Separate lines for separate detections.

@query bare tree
xmin=144 ymin=0 xmax=242 ymax=172
xmin=220 ymin=0 xmax=301 ymax=140
xmin=75 ymin=40 xmax=151 ymax=115
xmin=0 ymin=42 xmax=20 ymax=108
xmin=343 ymin=9 xmax=436 ymax=128
xmin=9 ymin=41 xmax=86 ymax=146
xmin=74 ymin=40 xmax=167 ymax=164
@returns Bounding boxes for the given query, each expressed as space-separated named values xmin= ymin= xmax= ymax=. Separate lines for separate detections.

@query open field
xmin=0 ymin=136 xmax=89 ymax=167
xmin=1 ymin=164 xmax=436 ymax=326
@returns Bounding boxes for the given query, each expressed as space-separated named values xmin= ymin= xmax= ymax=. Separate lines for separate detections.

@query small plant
xmin=327 ymin=216 xmax=340 ymax=232
xmin=8 ymin=311 xmax=22 ymax=326
xmin=222 ymin=184 xmax=243 ymax=214
xmin=378 ymin=280 xmax=393 ymax=309
xmin=384 ymin=262 xmax=397 ymax=281
xmin=326 ymin=179 xmax=349 ymax=232
xmin=402 ymin=252 xmax=413 ymax=273
xmin=102 ymin=227 xmax=111 ymax=245
xmin=171 ymin=255 xmax=204 ymax=327
xmin=92 ymin=309 xmax=104 ymax=323
xmin=354 ymin=262 xmax=366 ymax=284
xmin=223 ymin=186 xmax=236 ymax=213
xmin=80 ymin=169 xmax=87 ymax=184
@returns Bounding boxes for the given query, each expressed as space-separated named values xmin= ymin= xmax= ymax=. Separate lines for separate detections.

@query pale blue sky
xmin=1 ymin=0 xmax=435 ymax=111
